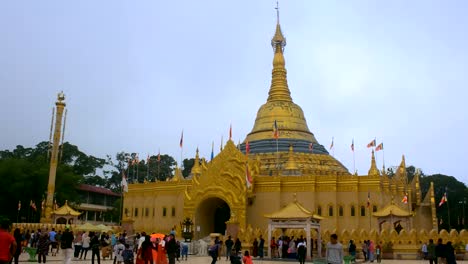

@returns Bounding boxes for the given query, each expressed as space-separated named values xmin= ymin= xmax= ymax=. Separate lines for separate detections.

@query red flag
xmin=439 ymin=192 xmax=447 ymax=207
xmin=180 ymin=131 xmax=184 ymax=148
xmin=376 ymin=143 xmax=384 ymax=151
xmin=273 ymin=120 xmax=279 ymax=139
xmin=229 ymin=124 xmax=232 ymax=140
xmin=351 ymin=139 xmax=354 ymax=152
xmin=402 ymin=193 xmax=408 ymax=204
xmin=367 ymin=139 xmax=376 ymax=148
xmin=157 ymin=150 xmax=161 ymax=162
xmin=245 ymin=163 xmax=253 ymax=188
xmin=245 ymin=140 xmax=250 ymax=155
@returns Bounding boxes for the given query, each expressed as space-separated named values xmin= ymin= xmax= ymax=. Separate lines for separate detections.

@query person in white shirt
xmin=326 ymin=234 xmax=343 ymax=264
xmin=137 ymin=232 xmax=146 ymax=250
xmin=421 ymin=242 xmax=428 ymax=260
xmin=277 ymin=238 xmax=283 ymax=258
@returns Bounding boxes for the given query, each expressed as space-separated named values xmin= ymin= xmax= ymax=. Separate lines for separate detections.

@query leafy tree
xmin=0 ymin=142 xmax=106 ymax=222
xmin=182 ymin=158 xmax=195 ymax=178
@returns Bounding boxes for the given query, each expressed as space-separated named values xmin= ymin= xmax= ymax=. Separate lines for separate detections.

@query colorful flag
xmin=273 ymin=120 xmax=279 ymax=139
xmin=367 ymin=192 xmax=371 ymax=208
xmin=122 ymin=170 xmax=129 ymax=193
xmin=41 ymin=199 xmax=45 ymax=210
xmin=135 ymin=154 xmax=139 ymax=164
xmin=18 ymin=201 xmax=21 ymax=211
xmin=367 ymin=139 xmax=376 ymax=148
xmin=211 ymin=141 xmax=214 ymax=160
xmin=229 ymin=124 xmax=232 ymax=140
xmin=330 ymin=137 xmax=334 ymax=150
xmin=245 ymin=163 xmax=253 ymax=188
xmin=402 ymin=193 xmax=408 ymax=204
xmin=54 ymin=200 xmax=58 ymax=210
xmin=180 ymin=130 xmax=184 ymax=148
xmin=157 ymin=150 xmax=161 ymax=162
xmin=351 ymin=139 xmax=354 ymax=152
xmin=32 ymin=202 xmax=37 ymax=211
xmin=376 ymin=143 xmax=384 ymax=151
xmin=309 ymin=143 xmax=314 ymax=152
xmin=439 ymin=191 xmax=447 ymax=207
xmin=245 ymin=140 xmax=250 ymax=156
xmin=146 ymin=154 xmax=150 ymax=164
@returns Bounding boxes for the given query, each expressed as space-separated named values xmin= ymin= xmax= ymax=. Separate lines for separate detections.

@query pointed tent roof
xmin=53 ymin=200 xmax=81 ymax=216
xmin=264 ymin=198 xmax=324 ymax=220
xmin=372 ymin=203 xmax=412 ymax=217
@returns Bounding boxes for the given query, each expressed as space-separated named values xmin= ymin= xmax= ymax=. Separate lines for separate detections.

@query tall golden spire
xmin=368 ymin=150 xmax=380 ymax=176
xmin=268 ymin=2 xmax=292 ymax=102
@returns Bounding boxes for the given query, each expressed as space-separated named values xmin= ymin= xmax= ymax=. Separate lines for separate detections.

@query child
xmin=114 ymin=239 xmax=125 ymax=264
xmin=122 ymin=244 xmax=134 ymax=264
xmin=242 ymin=251 xmax=253 ymax=264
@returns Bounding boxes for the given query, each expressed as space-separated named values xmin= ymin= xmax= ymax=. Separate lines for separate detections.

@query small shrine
xmin=52 ymin=200 xmax=81 ymax=225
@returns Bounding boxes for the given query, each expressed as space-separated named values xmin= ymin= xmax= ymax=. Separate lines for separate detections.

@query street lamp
xmin=180 ymin=217 xmax=194 ymax=242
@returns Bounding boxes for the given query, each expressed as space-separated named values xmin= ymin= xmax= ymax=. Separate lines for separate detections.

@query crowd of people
xmin=1 ymin=219 xmax=467 ymax=264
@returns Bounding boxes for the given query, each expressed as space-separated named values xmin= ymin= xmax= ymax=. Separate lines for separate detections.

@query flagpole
xmin=446 ymin=187 xmax=451 ymax=230
xmin=352 ymin=139 xmax=355 ymax=174
xmin=276 ymin=138 xmax=279 ymax=175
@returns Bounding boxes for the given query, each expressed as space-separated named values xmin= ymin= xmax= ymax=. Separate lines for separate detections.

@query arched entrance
xmin=196 ymin=197 xmax=231 ymax=238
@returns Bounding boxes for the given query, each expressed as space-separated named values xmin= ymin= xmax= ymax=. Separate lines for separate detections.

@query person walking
xmin=208 ymin=242 xmax=219 ymax=264
xmin=326 ymin=234 xmax=343 ymax=264
xmin=36 ymin=230 xmax=49 ymax=264
xmin=242 ymin=251 xmax=253 ymax=264
xmin=348 ymin=240 xmax=356 ymax=263
xmin=435 ymin=238 xmax=446 ymax=264
xmin=89 ymin=232 xmax=101 ymax=264
xmin=258 ymin=235 xmax=265 ymax=259
xmin=0 ymin=220 xmax=16 ymax=264
xmin=225 ymin=236 xmax=233 ymax=261
xmin=445 ymin=242 xmax=456 ymax=264
xmin=297 ymin=239 xmax=306 ymax=264
xmin=80 ymin=232 xmax=90 ymax=260
xmin=73 ymin=231 xmax=82 ymax=260
xmin=61 ymin=228 xmax=74 ymax=264
xmin=427 ymin=239 xmax=436 ymax=264
xmin=12 ymin=228 xmax=22 ymax=264
xmin=166 ymin=234 xmax=177 ymax=264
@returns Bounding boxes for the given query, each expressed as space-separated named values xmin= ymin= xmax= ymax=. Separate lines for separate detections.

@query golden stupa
xmin=122 ymin=15 xmax=437 ymax=245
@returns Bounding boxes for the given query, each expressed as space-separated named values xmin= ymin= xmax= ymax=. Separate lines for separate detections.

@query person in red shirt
xmin=242 ymin=250 xmax=253 ymax=264
xmin=0 ymin=219 xmax=17 ymax=264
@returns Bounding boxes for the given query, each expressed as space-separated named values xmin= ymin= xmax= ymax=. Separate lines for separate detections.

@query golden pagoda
xmin=123 ymin=12 xmax=437 ymax=244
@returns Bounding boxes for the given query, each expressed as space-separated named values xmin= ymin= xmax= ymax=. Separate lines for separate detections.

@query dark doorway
xmin=196 ymin=197 xmax=231 ymax=237
xmin=214 ymin=201 xmax=230 ymax=234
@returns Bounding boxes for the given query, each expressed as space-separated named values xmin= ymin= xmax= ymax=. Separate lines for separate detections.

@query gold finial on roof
xmin=368 ymin=150 xmax=380 ymax=176
xmin=57 ymin=91 xmax=65 ymax=103
xmin=285 ymin=145 xmax=298 ymax=170
xmin=191 ymin=148 xmax=201 ymax=175
xmin=173 ymin=165 xmax=183 ymax=182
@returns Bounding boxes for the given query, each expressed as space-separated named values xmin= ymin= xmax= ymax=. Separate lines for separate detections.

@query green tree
xmin=0 ymin=142 xmax=106 ymax=222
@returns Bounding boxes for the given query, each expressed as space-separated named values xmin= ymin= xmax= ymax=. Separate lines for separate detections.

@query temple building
xmin=123 ymin=15 xmax=437 ymax=241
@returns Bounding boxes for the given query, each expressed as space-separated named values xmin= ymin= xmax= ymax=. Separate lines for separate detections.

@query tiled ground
xmin=18 ymin=251 xmax=468 ymax=264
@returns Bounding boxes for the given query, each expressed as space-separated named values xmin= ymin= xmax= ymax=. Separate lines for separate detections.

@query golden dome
xmin=245 ymin=21 xmax=318 ymax=144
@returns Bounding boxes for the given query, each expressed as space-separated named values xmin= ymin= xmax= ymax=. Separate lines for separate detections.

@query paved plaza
xmin=16 ymin=252 xmax=468 ymax=264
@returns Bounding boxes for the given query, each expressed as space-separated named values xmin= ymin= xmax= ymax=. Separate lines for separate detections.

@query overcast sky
xmin=1 ymin=1 xmax=467 ymax=185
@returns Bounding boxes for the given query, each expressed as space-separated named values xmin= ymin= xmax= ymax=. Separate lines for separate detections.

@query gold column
xmin=41 ymin=92 xmax=66 ymax=223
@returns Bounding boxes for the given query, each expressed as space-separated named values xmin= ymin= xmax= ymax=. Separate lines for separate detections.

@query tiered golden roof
xmin=264 ymin=196 xmax=323 ymax=220
xmin=53 ymin=200 xmax=81 ymax=216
